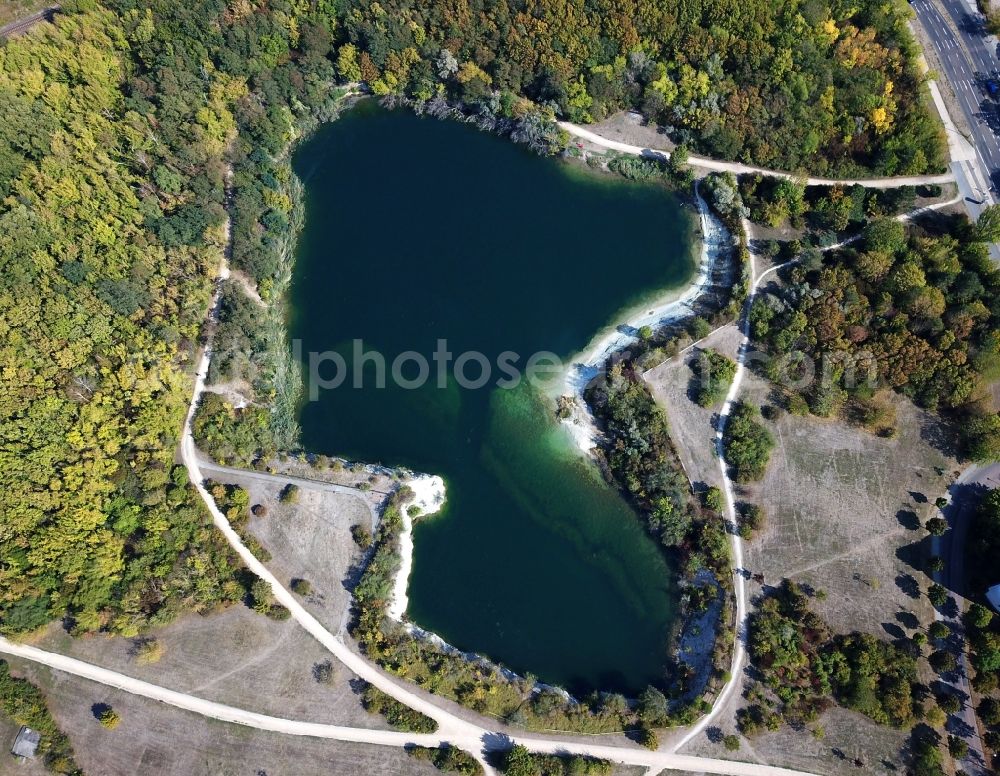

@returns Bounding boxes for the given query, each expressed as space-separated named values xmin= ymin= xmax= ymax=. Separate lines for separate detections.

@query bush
xmin=266 ymin=603 xmax=291 ymax=620
xmin=948 ymin=735 xmax=969 ymax=758
xmin=723 ymin=402 xmax=774 ymax=482
xmin=689 ymin=317 xmax=712 ymax=340
xmin=693 ymin=349 xmax=737 ymax=407
xmin=98 ymin=708 xmax=121 ymax=730
xmin=361 ymin=683 xmax=437 ymax=733
xmin=928 ymin=621 xmax=950 ymax=640
xmin=910 ymin=728 xmax=945 ymax=776
xmin=924 ymin=705 xmax=945 ymax=728
xmin=704 ymin=487 xmax=724 ymax=513
xmin=290 ymin=578 xmax=312 ymax=596
xmin=279 ymin=483 xmax=300 ymax=503
xmin=351 ymin=524 xmax=373 ymax=549
xmin=937 ymin=693 xmax=960 ymax=714
xmin=637 ymin=727 xmax=659 ymax=750
xmin=925 ymin=517 xmax=948 ymax=536
xmin=723 ymin=734 xmax=740 ymax=751
xmin=133 ymin=638 xmax=164 ymax=665
xmin=408 ymin=745 xmax=483 ymax=775
xmin=966 ymin=603 xmax=994 ymax=631
xmin=737 ymin=503 xmax=765 ymax=540
xmin=312 ymin=660 xmax=336 ymax=684
xmin=928 ymin=584 xmax=949 ymax=608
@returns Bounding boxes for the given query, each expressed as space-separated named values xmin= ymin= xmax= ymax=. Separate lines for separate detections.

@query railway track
xmin=0 ymin=5 xmax=59 ymax=39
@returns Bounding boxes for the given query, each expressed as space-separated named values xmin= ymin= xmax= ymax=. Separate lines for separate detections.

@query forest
xmin=748 ymin=211 xmax=1000 ymax=450
xmin=340 ymin=0 xmax=944 ymax=175
xmin=0 ymin=4 xmax=254 ymax=635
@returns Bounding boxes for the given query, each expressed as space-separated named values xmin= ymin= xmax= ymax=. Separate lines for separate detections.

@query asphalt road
xmin=912 ymin=0 xmax=1000 ymax=207
xmin=931 ymin=464 xmax=1000 ymax=775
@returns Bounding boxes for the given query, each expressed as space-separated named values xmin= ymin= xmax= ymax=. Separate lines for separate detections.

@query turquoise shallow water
xmin=289 ymin=101 xmax=698 ymax=694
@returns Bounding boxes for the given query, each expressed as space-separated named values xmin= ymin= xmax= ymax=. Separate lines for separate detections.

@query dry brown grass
xmin=644 ymin=323 xmax=743 ymax=491
xmin=737 ymin=370 xmax=953 ymax=638
xmin=0 ymin=714 xmax=49 ymax=776
xmin=3 ymin=658 xmax=434 ymax=776
xmin=31 ymin=606 xmax=385 ymax=731
xmin=646 ymin=340 xmax=958 ymax=771
xmin=0 ymin=1 xmax=51 ymax=30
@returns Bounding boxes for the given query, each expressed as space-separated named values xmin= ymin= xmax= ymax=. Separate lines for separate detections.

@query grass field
xmin=645 ymin=323 xmax=743 ymax=492
xmin=0 ymin=2 xmax=51 ymax=30
xmin=2 ymin=658 xmax=436 ymax=776
xmin=32 ymin=605 xmax=386 ymax=731
xmin=647 ymin=336 xmax=958 ymax=772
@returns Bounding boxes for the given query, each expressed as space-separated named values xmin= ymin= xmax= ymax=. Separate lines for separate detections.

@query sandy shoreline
xmin=558 ymin=180 xmax=732 ymax=452
xmin=387 ymin=473 xmax=446 ymax=621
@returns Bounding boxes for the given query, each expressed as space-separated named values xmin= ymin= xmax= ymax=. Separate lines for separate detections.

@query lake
xmin=289 ymin=100 xmax=698 ymax=695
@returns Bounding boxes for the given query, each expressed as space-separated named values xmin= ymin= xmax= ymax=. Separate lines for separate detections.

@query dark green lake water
xmin=289 ymin=101 xmax=698 ymax=694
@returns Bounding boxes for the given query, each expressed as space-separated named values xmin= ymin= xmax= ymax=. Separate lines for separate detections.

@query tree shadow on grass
xmin=896 ymin=508 xmax=920 ymax=530
xmin=894 ymin=572 xmax=921 ymax=599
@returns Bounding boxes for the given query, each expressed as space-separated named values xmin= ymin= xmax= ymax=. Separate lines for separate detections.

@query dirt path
xmin=561 ymin=122 xmax=956 ymax=189
xmin=0 ymin=635 xmax=825 ymax=776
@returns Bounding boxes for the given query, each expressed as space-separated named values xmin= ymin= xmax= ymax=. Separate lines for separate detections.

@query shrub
xmin=133 ymin=638 xmax=164 ymax=665
xmin=924 ymin=705 xmax=945 ymax=728
xmin=312 ymin=660 xmax=336 ymax=684
xmin=937 ymin=693 xmax=960 ymax=714
xmin=723 ymin=402 xmax=774 ymax=481
xmin=637 ymin=727 xmax=659 ymax=750
xmin=693 ymin=349 xmax=737 ymax=407
xmin=290 ymin=578 xmax=312 ymax=596
xmin=925 ymin=517 xmax=948 ymax=536
xmin=98 ymin=708 xmax=121 ymax=730
xmin=929 ymin=649 xmax=957 ymax=673
xmin=351 ymin=524 xmax=373 ymax=549
xmin=408 ymin=745 xmax=483 ymax=775
xmin=689 ymin=317 xmax=711 ymax=340
xmin=928 ymin=621 xmax=950 ymax=641
xmin=737 ymin=503 xmax=765 ymax=540
xmin=704 ymin=487 xmax=724 ymax=513
xmin=966 ymin=603 xmax=994 ymax=631
xmin=361 ymin=683 xmax=437 ymax=733
xmin=279 ymin=483 xmax=300 ymax=503
xmin=251 ymin=503 xmax=267 ymax=517
xmin=723 ymin=734 xmax=740 ymax=751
